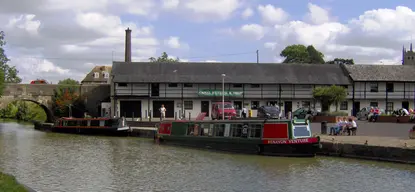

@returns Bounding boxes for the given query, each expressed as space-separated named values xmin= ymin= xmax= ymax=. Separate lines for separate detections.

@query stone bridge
xmin=0 ymin=83 xmax=110 ymax=123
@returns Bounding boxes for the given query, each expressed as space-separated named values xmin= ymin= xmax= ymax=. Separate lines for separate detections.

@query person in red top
xmin=373 ymin=107 xmax=380 ymax=122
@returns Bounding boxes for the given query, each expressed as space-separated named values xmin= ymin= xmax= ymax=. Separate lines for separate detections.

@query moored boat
xmin=34 ymin=117 xmax=130 ymax=135
xmin=155 ymin=118 xmax=321 ymax=157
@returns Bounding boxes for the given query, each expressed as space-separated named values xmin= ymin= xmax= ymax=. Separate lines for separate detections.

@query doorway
xmin=353 ymin=102 xmax=360 ymax=116
xmin=151 ymin=83 xmax=159 ymax=97
xmin=152 ymin=100 xmax=174 ymax=118
xmin=233 ymin=101 xmax=242 ymax=117
xmin=402 ymin=101 xmax=409 ymax=110
xmin=120 ymin=100 xmax=142 ymax=118
xmin=284 ymin=101 xmax=292 ymax=114
xmin=201 ymin=101 xmax=210 ymax=116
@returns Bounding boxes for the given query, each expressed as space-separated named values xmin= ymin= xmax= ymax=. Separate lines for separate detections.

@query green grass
xmin=0 ymin=172 xmax=28 ymax=192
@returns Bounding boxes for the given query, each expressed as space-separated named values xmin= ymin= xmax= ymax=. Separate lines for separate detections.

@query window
xmin=184 ymin=101 xmax=193 ymax=110
xmin=386 ymin=102 xmax=394 ymax=113
xmin=233 ymin=84 xmax=243 ymax=88
xmin=249 ymin=124 xmax=262 ymax=138
xmin=103 ymin=72 xmax=109 ymax=78
xmin=214 ymin=124 xmax=225 ymax=137
xmin=168 ymin=83 xmax=178 ymax=87
xmin=251 ymin=84 xmax=260 ymax=88
xmin=251 ymin=101 xmax=259 ymax=110
xmin=93 ymin=72 xmax=99 ymax=78
xmin=386 ymin=83 xmax=394 ymax=92
xmin=340 ymin=101 xmax=348 ymax=110
xmin=118 ymin=83 xmax=127 ymax=87
xmin=183 ymin=83 xmax=193 ymax=88
xmin=369 ymin=102 xmax=378 ymax=107
xmin=370 ymin=82 xmax=378 ymax=92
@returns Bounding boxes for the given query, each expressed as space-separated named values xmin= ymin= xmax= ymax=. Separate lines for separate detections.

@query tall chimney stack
xmin=125 ymin=28 xmax=132 ymax=62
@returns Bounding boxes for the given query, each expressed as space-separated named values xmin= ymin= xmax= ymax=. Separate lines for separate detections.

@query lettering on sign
xmin=265 ymin=138 xmax=317 ymax=144
xmin=198 ymin=90 xmax=243 ymax=97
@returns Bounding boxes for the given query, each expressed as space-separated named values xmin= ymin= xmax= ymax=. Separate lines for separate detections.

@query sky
xmin=1 ymin=0 xmax=415 ymax=83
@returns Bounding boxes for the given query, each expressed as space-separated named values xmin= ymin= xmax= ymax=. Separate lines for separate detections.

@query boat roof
xmin=59 ymin=117 xmax=118 ymax=121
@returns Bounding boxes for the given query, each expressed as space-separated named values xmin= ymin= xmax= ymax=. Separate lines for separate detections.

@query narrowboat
xmin=34 ymin=117 xmax=130 ymax=135
xmin=155 ymin=119 xmax=322 ymax=157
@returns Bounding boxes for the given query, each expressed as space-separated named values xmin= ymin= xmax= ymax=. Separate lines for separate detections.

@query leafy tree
xmin=58 ymin=78 xmax=79 ymax=85
xmin=312 ymin=85 xmax=347 ymax=112
xmin=52 ymin=84 xmax=85 ymax=118
xmin=0 ymin=69 xmax=4 ymax=96
xmin=0 ymin=101 xmax=47 ymax=122
xmin=149 ymin=52 xmax=180 ymax=62
xmin=0 ymin=31 xmax=22 ymax=83
xmin=280 ymin=44 xmax=325 ymax=64
xmin=326 ymin=58 xmax=354 ymax=65
xmin=307 ymin=45 xmax=325 ymax=64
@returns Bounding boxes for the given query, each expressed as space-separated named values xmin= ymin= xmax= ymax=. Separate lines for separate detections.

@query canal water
xmin=1 ymin=122 xmax=415 ymax=192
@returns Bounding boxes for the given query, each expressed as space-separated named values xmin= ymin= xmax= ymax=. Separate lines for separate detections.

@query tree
xmin=312 ymin=85 xmax=347 ymax=112
xmin=0 ymin=31 xmax=22 ymax=83
xmin=149 ymin=52 xmax=180 ymax=62
xmin=326 ymin=58 xmax=354 ymax=65
xmin=306 ymin=45 xmax=325 ymax=64
xmin=58 ymin=78 xmax=79 ymax=85
xmin=280 ymin=44 xmax=325 ymax=64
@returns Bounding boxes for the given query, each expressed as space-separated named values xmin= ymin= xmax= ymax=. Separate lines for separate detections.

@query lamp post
xmin=222 ymin=74 xmax=226 ymax=120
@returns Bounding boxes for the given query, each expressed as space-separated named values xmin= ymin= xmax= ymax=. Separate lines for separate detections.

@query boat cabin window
xmin=231 ymin=124 xmax=244 ymax=137
xmin=67 ymin=120 xmax=78 ymax=126
xmin=214 ymin=124 xmax=225 ymax=136
xmin=249 ymin=124 xmax=262 ymax=138
xmin=80 ymin=120 xmax=88 ymax=126
xmin=90 ymin=120 xmax=100 ymax=127
xmin=293 ymin=125 xmax=311 ymax=138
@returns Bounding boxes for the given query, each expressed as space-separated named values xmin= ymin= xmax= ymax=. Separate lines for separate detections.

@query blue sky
xmin=1 ymin=0 xmax=415 ymax=82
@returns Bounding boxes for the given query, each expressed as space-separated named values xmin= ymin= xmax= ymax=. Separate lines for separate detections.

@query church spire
xmin=403 ymin=45 xmax=405 ymax=65
xmin=411 ymin=43 xmax=413 ymax=52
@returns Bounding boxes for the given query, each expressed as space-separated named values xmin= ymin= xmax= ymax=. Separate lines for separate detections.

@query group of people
xmin=329 ymin=117 xmax=358 ymax=136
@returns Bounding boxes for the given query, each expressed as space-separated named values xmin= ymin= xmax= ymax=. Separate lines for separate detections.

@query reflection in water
xmin=1 ymin=122 xmax=415 ymax=192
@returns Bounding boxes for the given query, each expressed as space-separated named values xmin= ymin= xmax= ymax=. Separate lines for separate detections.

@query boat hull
xmin=157 ymin=136 xmax=320 ymax=157
xmin=34 ymin=122 xmax=130 ymax=136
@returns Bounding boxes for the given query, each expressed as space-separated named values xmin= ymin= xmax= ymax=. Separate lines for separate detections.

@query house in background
xmin=81 ymin=65 xmax=112 ymax=117
xmin=81 ymin=66 xmax=112 ymax=84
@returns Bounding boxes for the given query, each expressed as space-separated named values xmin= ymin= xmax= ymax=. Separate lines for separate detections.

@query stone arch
xmin=3 ymin=98 xmax=55 ymax=123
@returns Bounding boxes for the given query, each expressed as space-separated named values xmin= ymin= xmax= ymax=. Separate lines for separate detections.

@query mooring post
xmin=149 ymin=110 xmax=152 ymax=122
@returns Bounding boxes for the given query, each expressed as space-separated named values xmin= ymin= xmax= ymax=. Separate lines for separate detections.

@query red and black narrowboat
xmin=35 ymin=117 xmax=130 ymax=135
xmin=155 ymin=119 xmax=322 ymax=157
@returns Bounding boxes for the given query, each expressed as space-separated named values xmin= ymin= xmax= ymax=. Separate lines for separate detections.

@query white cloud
xmin=306 ymin=3 xmax=331 ymax=25
xmin=241 ymin=8 xmax=253 ymax=19
xmin=164 ymin=36 xmax=182 ymax=49
xmin=6 ymin=14 xmax=41 ymax=35
xmin=264 ymin=42 xmax=277 ymax=50
xmin=177 ymin=0 xmax=243 ymax=22
xmin=257 ymin=4 xmax=288 ymax=25
xmin=162 ymin=0 xmax=179 ymax=10
xmin=239 ymin=24 xmax=265 ymax=40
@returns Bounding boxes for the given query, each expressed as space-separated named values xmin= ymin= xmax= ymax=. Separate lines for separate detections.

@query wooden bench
xmin=196 ymin=112 xmax=207 ymax=120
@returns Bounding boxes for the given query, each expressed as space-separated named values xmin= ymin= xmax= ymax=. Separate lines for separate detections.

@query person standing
xmin=159 ymin=104 xmax=166 ymax=121
xmin=241 ymin=106 xmax=248 ymax=118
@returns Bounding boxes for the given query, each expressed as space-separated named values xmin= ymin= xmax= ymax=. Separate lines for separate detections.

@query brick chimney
xmin=125 ymin=28 xmax=132 ymax=62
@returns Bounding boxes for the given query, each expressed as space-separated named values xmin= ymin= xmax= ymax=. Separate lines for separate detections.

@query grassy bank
xmin=0 ymin=172 xmax=28 ymax=192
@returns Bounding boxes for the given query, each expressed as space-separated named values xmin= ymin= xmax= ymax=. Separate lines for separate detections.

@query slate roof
xmin=111 ymin=62 xmax=351 ymax=85
xmin=81 ymin=66 xmax=112 ymax=83
xmin=344 ymin=64 xmax=415 ymax=82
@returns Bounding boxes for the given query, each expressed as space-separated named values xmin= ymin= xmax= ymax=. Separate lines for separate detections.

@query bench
xmin=196 ymin=112 xmax=207 ymax=120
